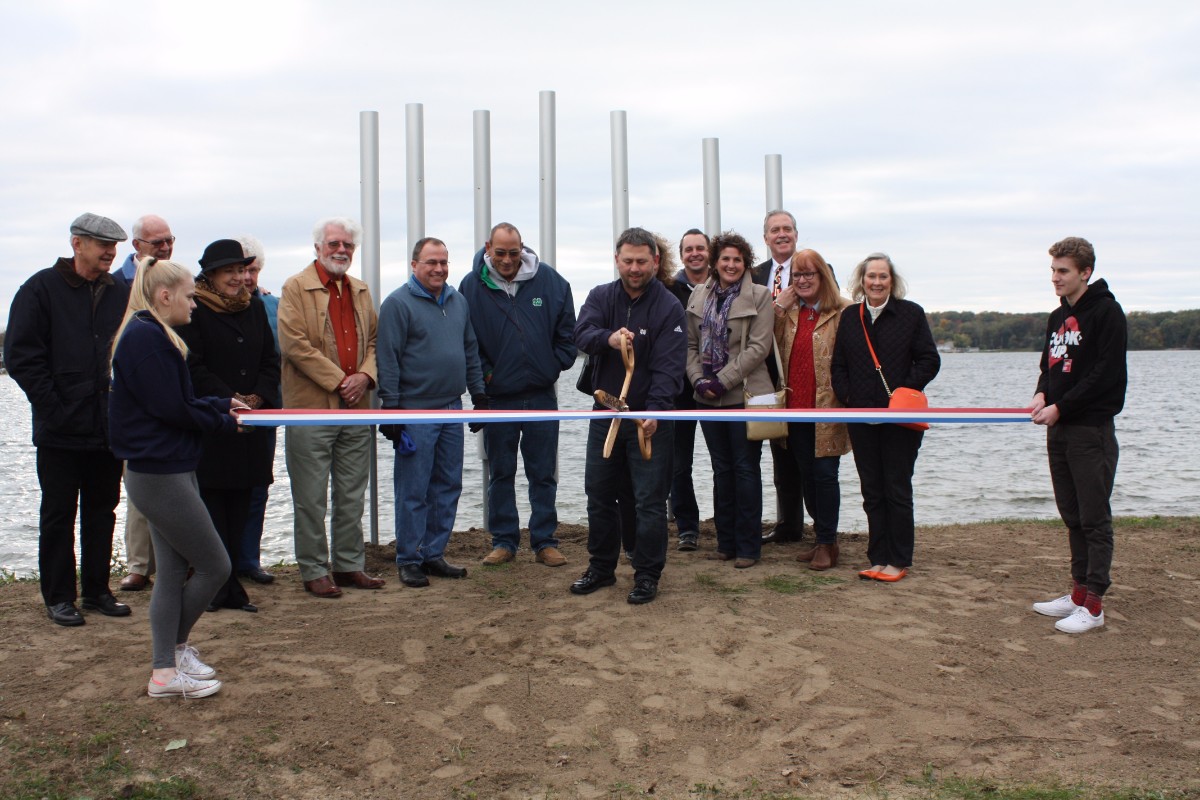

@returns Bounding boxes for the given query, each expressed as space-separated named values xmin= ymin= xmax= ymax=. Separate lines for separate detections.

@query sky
xmin=2 ymin=1 xmax=1198 ymax=327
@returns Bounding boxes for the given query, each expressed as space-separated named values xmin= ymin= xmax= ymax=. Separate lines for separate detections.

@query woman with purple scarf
xmin=685 ymin=231 xmax=774 ymax=568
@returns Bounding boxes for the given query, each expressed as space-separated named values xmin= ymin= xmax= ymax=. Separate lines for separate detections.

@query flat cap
xmin=69 ymin=212 xmax=127 ymax=243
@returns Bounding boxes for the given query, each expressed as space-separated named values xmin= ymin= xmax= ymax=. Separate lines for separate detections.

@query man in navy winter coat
xmin=458 ymin=223 xmax=576 ymax=569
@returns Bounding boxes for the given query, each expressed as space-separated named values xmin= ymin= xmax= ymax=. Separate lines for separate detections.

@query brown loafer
xmin=734 ymin=558 xmax=758 ymax=569
xmin=705 ymin=551 xmax=735 ymax=561
xmin=481 ymin=548 xmax=515 ymax=566
xmin=332 ymin=571 xmax=385 ymax=589
xmin=535 ymin=546 xmax=568 ymax=567
xmin=809 ymin=543 xmax=839 ymax=571
xmin=303 ymin=575 xmax=343 ymax=598
xmin=119 ymin=573 xmax=150 ymax=591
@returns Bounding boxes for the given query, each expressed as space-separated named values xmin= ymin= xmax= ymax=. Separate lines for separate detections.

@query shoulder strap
xmin=859 ymin=303 xmax=892 ymax=398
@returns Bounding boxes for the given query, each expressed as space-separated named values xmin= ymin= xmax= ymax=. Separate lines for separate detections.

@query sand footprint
xmin=364 ymin=736 xmax=402 ymax=780
xmin=612 ymin=727 xmax=639 ymax=762
xmin=483 ymin=704 xmax=517 ymax=732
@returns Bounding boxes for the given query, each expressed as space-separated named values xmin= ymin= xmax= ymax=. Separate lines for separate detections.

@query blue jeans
xmin=699 ymin=411 xmax=763 ymax=560
xmin=238 ymin=427 xmax=276 ymax=572
xmin=394 ymin=400 xmax=465 ymax=567
xmin=787 ymin=423 xmax=841 ymax=545
xmin=670 ymin=416 xmax=700 ymax=535
xmin=584 ymin=417 xmax=673 ymax=582
xmin=483 ymin=388 xmax=560 ymax=554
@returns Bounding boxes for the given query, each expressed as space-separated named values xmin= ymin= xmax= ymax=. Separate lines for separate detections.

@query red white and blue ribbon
xmin=238 ymin=407 xmax=1033 ymax=427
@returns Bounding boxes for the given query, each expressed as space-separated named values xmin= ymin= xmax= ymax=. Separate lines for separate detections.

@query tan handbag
xmin=745 ymin=329 xmax=789 ymax=441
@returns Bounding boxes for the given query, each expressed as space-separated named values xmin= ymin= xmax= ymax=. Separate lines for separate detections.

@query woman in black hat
xmin=178 ymin=240 xmax=281 ymax=612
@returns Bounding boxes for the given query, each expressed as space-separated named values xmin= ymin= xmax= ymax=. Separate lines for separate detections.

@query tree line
xmin=927 ymin=309 xmax=1200 ymax=351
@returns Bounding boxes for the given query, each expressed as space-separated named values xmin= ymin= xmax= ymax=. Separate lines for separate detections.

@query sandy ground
xmin=1 ymin=518 xmax=1198 ymax=799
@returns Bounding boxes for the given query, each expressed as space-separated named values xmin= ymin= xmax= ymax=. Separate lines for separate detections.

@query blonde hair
xmin=112 ymin=257 xmax=192 ymax=359
xmin=848 ymin=252 xmax=908 ymax=303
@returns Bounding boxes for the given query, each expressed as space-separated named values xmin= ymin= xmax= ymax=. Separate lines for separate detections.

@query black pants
xmin=200 ymin=487 xmax=252 ymax=609
xmin=847 ymin=424 xmax=924 ymax=568
xmin=1047 ymin=421 xmax=1118 ymax=596
xmin=35 ymin=447 xmax=122 ymax=606
xmin=768 ymin=438 xmax=806 ymax=536
xmin=585 ymin=418 xmax=673 ymax=582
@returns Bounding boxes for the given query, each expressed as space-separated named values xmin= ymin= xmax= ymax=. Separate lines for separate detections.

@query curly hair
xmin=706 ymin=231 xmax=755 ymax=280
xmin=1048 ymin=236 xmax=1095 ymax=275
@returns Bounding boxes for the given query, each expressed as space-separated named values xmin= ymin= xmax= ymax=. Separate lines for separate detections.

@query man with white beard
xmin=277 ymin=217 xmax=385 ymax=599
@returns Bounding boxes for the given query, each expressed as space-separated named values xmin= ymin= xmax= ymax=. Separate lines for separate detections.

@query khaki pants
xmin=123 ymin=465 xmax=155 ymax=576
xmin=286 ymin=424 xmax=370 ymax=582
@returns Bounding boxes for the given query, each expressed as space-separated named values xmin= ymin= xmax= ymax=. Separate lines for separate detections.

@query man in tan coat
xmin=278 ymin=217 xmax=384 ymax=598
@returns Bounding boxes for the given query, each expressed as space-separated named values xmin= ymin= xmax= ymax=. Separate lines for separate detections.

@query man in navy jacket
xmin=571 ymin=227 xmax=686 ymax=605
xmin=4 ymin=213 xmax=132 ymax=626
xmin=1031 ymin=236 xmax=1127 ymax=634
xmin=459 ymin=223 xmax=576 ymax=569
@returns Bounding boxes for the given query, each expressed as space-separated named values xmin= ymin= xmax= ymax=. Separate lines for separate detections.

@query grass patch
xmin=761 ymin=573 xmax=844 ymax=594
xmin=694 ymin=572 xmax=749 ymax=595
xmin=909 ymin=765 xmax=1190 ymax=800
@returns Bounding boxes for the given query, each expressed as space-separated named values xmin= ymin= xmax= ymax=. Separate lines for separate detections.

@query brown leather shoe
xmin=795 ymin=546 xmax=817 ymax=563
xmin=809 ymin=543 xmax=839 ymax=571
xmin=535 ymin=547 xmax=568 ymax=567
xmin=734 ymin=557 xmax=758 ymax=569
xmin=119 ymin=573 xmax=150 ymax=591
xmin=481 ymin=548 xmax=515 ymax=566
xmin=705 ymin=552 xmax=735 ymax=561
xmin=303 ymin=575 xmax=343 ymax=598
xmin=332 ymin=571 xmax=385 ymax=589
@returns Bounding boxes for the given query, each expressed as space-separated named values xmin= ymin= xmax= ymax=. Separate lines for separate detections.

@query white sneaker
xmin=175 ymin=644 xmax=216 ymax=680
xmin=148 ymin=671 xmax=222 ymax=699
xmin=1054 ymin=606 xmax=1105 ymax=634
xmin=1032 ymin=594 xmax=1080 ymax=618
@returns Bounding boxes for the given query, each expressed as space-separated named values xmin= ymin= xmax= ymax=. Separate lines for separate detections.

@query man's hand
xmin=338 ymin=372 xmax=371 ymax=406
xmin=641 ymin=418 xmax=658 ymax=437
xmin=607 ymin=328 xmax=634 ymax=350
xmin=1029 ymin=392 xmax=1046 ymax=416
xmin=469 ymin=393 xmax=489 ymax=433
xmin=1032 ymin=402 xmax=1060 ymax=427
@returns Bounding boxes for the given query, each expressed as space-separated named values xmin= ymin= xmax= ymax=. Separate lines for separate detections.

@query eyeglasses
xmin=792 ymin=271 xmax=818 ymax=281
xmin=491 ymin=249 xmax=522 ymax=259
xmin=136 ymin=237 xmax=175 ymax=248
xmin=324 ymin=240 xmax=356 ymax=251
xmin=417 ymin=259 xmax=449 ymax=268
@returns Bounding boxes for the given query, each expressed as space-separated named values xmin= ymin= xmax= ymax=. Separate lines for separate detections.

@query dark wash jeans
xmin=699 ymin=413 xmax=764 ymax=560
xmin=36 ymin=446 xmax=123 ymax=606
xmin=846 ymin=423 xmax=924 ymax=568
xmin=584 ymin=417 xmax=673 ymax=583
xmin=1047 ymin=420 xmax=1119 ymax=596
xmin=670 ymin=391 xmax=700 ymax=535
xmin=787 ymin=422 xmax=842 ymax=545
xmin=483 ymin=388 xmax=560 ymax=554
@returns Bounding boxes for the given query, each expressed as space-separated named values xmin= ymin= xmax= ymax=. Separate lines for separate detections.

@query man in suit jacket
xmin=752 ymin=210 xmax=807 ymax=544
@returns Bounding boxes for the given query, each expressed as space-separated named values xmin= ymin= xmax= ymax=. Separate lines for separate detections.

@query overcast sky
xmin=2 ymin=1 xmax=1197 ymax=327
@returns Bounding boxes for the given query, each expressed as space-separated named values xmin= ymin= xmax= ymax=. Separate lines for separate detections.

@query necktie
xmin=772 ymin=265 xmax=782 ymax=298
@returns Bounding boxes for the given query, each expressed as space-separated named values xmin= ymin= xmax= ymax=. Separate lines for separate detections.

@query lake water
xmin=1 ymin=351 xmax=1196 ymax=576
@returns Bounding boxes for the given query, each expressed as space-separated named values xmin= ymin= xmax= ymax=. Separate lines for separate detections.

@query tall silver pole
xmin=473 ymin=110 xmax=492 ymax=249
xmin=539 ymin=90 xmax=556 ymax=267
xmin=765 ymin=154 xmax=783 ymax=212
xmin=473 ymin=109 xmax=492 ymax=531
xmin=405 ymin=103 xmax=426 ymax=268
xmin=610 ymin=110 xmax=629 ymax=259
xmin=702 ymin=137 xmax=721 ymax=236
xmin=359 ymin=111 xmax=382 ymax=545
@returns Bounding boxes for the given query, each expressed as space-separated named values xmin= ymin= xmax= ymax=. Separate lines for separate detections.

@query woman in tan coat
xmin=772 ymin=249 xmax=850 ymax=570
xmin=686 ymin=231 xmax=774 ymax=568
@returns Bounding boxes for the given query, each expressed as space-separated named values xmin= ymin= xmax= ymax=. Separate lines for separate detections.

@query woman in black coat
xmin=830 ymin=253 xmax=940 ymax=583
xmin=178 ymin=240 xmax=281 ymax=611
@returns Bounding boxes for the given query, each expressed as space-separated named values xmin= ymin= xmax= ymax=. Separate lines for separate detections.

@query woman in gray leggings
xmin=109 ymin=257 xmax=247 ymax=698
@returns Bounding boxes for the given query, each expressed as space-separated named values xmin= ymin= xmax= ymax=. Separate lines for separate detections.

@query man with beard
xmin=5 ymin=213 xmax=132 ymax=625
xmin=571 ymin=227 xmax=687 ymax=605
xmin=277 ymin=217 xmax=385 ymax=599
xmin=753 ymin=209 xmax=806 ymax=546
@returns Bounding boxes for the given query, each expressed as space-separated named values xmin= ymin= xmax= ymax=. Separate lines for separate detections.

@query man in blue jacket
xmin=571 ymin=227 xmax=687 ymax=604
xmin=1031 ymin=236 xmax=1127 ymax=634
xmin=4 ymin=213 xmax=133 ymax=626
xmin=378 ymin=237 xmax=485 ymax=588
xmin=459 ymin=223 xmax=577 ymax=569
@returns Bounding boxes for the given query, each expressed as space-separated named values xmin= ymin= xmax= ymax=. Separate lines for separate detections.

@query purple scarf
xmin=700 ymin=279 xmax=741 ymax=377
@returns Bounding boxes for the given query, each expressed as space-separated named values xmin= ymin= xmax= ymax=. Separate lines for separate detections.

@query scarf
xmin=699 ymin=279 xmax=741 ymax=377
xmin=194 ymin=275 xmax=251 ymax=314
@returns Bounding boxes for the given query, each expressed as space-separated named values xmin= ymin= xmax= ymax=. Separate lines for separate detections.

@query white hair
xmin=312 ymin=217 xmax=362 ymax=247
xmin=235 ymin=234 xmax=265 ymax=266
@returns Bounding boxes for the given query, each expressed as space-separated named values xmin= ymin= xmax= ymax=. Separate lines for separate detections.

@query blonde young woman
xmin=109 ymin=258 xmax=246 ymax=698
xmin=771 ymin=249 xmax=850 ymax=570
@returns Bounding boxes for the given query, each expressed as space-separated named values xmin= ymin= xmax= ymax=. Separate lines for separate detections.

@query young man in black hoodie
xmin=1030 ymin=236 xmax=1127 ymax=634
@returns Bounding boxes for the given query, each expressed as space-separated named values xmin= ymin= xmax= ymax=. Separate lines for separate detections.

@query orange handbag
xmin=859 ymin=304 xmax=929 ymax=431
